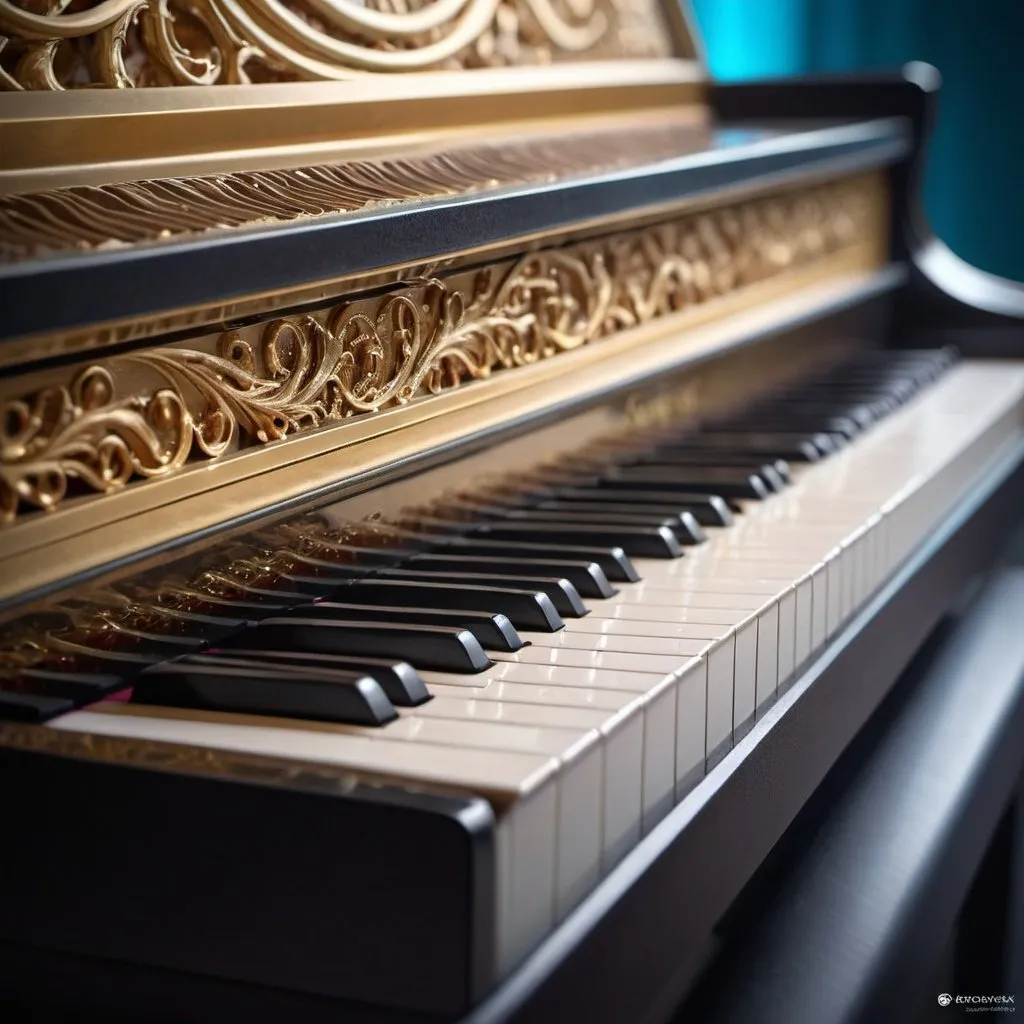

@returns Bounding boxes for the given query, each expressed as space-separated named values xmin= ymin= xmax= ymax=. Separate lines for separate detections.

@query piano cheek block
xmin=0 ymin=747 xmax=497 ymax=1016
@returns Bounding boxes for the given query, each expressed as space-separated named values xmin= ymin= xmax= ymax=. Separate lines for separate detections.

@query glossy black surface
xmin=133 ymin=663 xmax=398 ymax=726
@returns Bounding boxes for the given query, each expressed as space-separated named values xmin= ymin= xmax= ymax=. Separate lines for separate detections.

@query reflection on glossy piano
xmin=1 ymin=3 xmax=1023 ymax=1023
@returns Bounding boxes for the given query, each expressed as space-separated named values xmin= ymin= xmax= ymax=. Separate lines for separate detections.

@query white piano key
xmin=552 ymin=736 xmax=603 ymax=918
xmin=706 ymin=637 xmax=736 ymax=764
xmin=552 ymin=616 xmax=724 ymax=639
xmin=601 ymin=589 xmax=773 ymax=610
xmin=493 ymin=646 xmax=689 ymax=676
xmin=586 ymin=604 xmax=753 ymax=624
xmin=810 ymin=564 xmax=828 ymax=654
xmin=410 ymin=696 xmax=611 ymax=730
xmin=777 ymin=588 xmax=797 ymax=688
xmin=675 ymin=658 xmax=708 ymax=797
xmin=825 ymin=548 xmax=843 ymax=638
xmin=424 ymin=662 xmax=666 ymax=691
xmin=424 ymin=679 xmax=643 ymax=711
xmin=733 ymin=616 xmax=759 ymax=738
xmin=641 ymin=675 xmax=678 ymax=835
xmin=498 ymin=782 xmax=557 ymax=973
xmin=755 ymin=600 xmax=780 ymax=712
xmin=793 ymin=575 xmax=814 ymax=671
xmin=602 ymin=705 xmax=644 ymax=869
xmin=614 ymin=575 xmax=787 ymax=596
xmin=517 ymin=630 xmax=709 ymax=658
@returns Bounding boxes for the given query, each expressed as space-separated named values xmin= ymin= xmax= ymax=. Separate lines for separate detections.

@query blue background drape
xmin=689 ymin=0 xmax=1024 ymax=282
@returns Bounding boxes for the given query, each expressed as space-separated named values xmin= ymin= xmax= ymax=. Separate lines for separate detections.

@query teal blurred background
xmin=689 ymin=0 xmax=1024 ymax=282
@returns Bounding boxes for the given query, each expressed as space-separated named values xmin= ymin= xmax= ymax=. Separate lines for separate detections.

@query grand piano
xmin=1 ymin=3 xmax=1022 ymax=1022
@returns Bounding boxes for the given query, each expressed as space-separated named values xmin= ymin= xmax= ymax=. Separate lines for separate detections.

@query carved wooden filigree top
xmin=0 ymin=0 xmax=675 ymax=90
xmin=0 ymin=175 xmax=876 ymax=525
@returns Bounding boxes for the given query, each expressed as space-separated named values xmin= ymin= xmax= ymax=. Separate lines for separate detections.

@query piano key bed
xmin=4 ymin=350 xmax=1024 ymax=1004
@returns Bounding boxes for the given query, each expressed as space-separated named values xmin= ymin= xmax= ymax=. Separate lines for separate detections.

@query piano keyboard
xmin=9 ymin=352 xmax=1024 ymax=978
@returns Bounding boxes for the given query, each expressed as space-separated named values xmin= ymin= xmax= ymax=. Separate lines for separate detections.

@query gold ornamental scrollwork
xmin=0 ymin=177 xmax=874 ymax=524
xmin=0 ymin=0 xmax=672 ymax=90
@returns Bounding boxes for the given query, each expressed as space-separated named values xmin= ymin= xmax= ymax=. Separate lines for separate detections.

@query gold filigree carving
xmin=0 ymin=0 xmax=673 ymax=90
xmin=0 ymin=121 xmax=702 ymax=263
xmin=0 ymin=176 xmax=874 ymax=524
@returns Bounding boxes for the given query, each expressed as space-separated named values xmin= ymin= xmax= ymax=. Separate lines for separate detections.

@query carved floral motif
xmin=0 ymin=0 xmax=670 ymax=90
xmin=0 ymin=178 xmax=873 ymax=524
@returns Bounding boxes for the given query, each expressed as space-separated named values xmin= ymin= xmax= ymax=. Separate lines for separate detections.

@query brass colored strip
xmin=0 ymin=173 xmax=884 ymax=535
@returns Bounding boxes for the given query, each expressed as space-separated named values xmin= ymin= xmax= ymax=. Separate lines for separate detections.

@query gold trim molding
xmin=0 ymin=173 xmax=882 ymax=528
xmin=0 ymin=0 xmax=678 ymax=91
xmin=0 ymin=116 xmax=707 ymax=262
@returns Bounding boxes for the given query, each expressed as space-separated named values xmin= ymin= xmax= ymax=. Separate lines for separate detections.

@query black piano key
xmin=328 ymin=578 xmax=564 ymax=632
xmin=408 ymin=553 xmax=617 ymax=599
xmin=194 ymin=582 xmax=312 ymax=605
xmin=470 ymin=521 xmax=683 ymax=559
xmin=759 ymin=401 xmax=876 ymax=428
xmin=668 ymin=432 xmax=838 ymax=456
xmin=0 ymin=689 xmax=74 ymax=722
xmin=758 ymin=465 xmax=786 ymax=493
xmin=283 ymin=547 xmax=422 ymax=570
xmin=437 ymin=538 xmax=640 ymax=583
xmin=201 ymin=649 xmax=431 ymax=706
xmin=296 ymin=559 xmax=587 ymax=619
xmin=286 ymin=601 xmax=524 ymax=652
xmin=147 ymin=610 xmax=252 ymax=640
xmin=672 ymin=510 xmax=706 ymax=543
xmin=133 ymin=664 xmax=398 ymax=726
xmin=630 ymin=451 xmax=794 ymax=481
xmin=721 ymin=415 xmax=859 ymax=439
xmin=37 ymin=644 xmax=182 ymax=675
xmin=58 ymin=628 xmax=209 ymax=657
xmin=599 ymin=467 xmax=771 ymax=501
xmin=370 ymin=569 xmax=588 ymax=618
xmin=501 ymin=508 xmax=706 ymax=545
xmin=4 ymin=670 xmax=125 ymax=705
xmin=542 ymin=493 xmax=734 ymax=527
xmin=145 ymin=592 xmax=291 ymax=619
xmin=238 ymin=618 xmax=493 ymax=673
